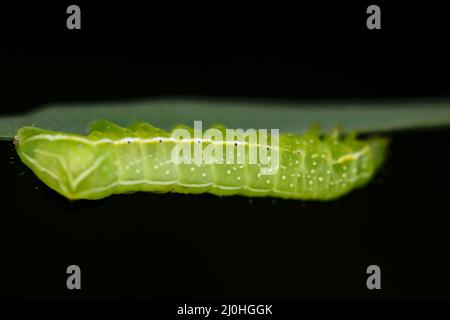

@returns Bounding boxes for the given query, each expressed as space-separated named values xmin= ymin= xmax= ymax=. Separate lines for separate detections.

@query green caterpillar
xmin=15 ymin=120 xmax=388 ymax=201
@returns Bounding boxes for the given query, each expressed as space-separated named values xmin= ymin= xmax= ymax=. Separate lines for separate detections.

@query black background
xmin=1 ymin=0 xmax=450 ymax=315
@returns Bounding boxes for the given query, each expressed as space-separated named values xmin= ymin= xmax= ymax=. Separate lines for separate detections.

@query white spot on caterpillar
xmin=154 ymin=165 xmax=159 ymax=169
xmin=266 ymin=179 xmax=270 ymax=184
xmin=190 ymin=167 xmax=195 ymax=172
xmin=289 ymin=183 xmax=294 ymax=188
xmin=226 ymin=170 xmax=231 ymax=175
xmin=136 ymin=169 xmax=140 ymax=174
xmin=202 ymin=172 xmax=207 ymax=178
xmin=237 ymin=176 xmax=241 ymax=181
xmin=281 ymin=175 xmax=286 ymax=180
xmin=165 ymin=170 xmax=171 ymax=175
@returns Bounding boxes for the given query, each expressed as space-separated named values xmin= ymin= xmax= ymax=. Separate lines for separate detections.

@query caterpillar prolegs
xmin=15 ymin=120 xmax=388 ymax=201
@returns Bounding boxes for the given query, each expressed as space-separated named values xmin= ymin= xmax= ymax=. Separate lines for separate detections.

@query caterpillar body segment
xmin=15 ymin=120 xmax=388 ymax=200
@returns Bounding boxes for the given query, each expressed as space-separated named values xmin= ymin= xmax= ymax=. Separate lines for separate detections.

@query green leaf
xmin=2 ymin=97 xmax=450 ymax=139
